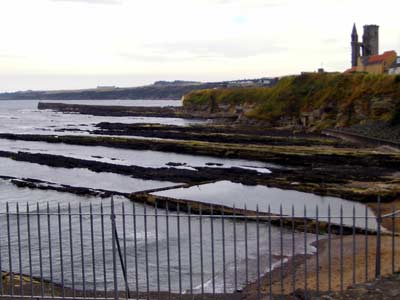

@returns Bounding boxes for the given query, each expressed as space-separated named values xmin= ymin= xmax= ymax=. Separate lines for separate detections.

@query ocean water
xmin=0 ymin=100 xmax=203 ymax=136
xmin=0 ymin=99 xmax=372 ymax=294
xmin=0 ymin=180 xmax=316 ymax=293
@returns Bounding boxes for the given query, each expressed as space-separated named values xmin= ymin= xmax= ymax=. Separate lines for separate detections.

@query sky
xmin=0 ymin=0 xmax=399 ymax=92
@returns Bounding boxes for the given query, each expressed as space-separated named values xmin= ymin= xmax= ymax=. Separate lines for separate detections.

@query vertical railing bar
xmin=316 ymin=205 xmax=319 ymax=296
xmin=210 ymin=205 xmax=215 ymax=296
xmin=58 ymin=203 xmax=65 ymax=299
xmin=166 ymin=202 xmax=171 ymax=300
xmin=27 ymin=203 xmax=33 ymax=297
xmin=144 ymin=204 xmax=150 ymax=300
xmin=155 ymin=202 xmax=160 ymax=300
xmin=0 ymin=207 xmax=2 ymax=297
xmin=132 ymin=203 xmax=139 ymax=300
xmin=37 ymin=203 xmax=44 ymax=298
xmin=376 ymin=195 xmax=382 ymax=279
xmin=188 ymin=205 xmax=193 ymax=297
xmin=365 ymin=205 xmax=368 ymax=282
xmin=111 ymin=197 xmax=118 ymax=300
xmin=114 ymin=226 xmax=130 ymax=298
xmin=6 ymin=202 xmax=14 ymax=297
xmin=17 ymin=203 xmax=23 ymax=297
xmin=328 ymin=205 xmax=331 ymax=293
xmin=101 ymin=203 xmax=108 ymax=298
xmin=303 ymin=206 xmax=308 ymax=300
xmin=352 ymin=205 xmax=356 ymax=285
xmin=221 ymin=207 xmax=226 ymax=294
xmin=47 ymin=203 xmax=54 ymax=298
xmin=256 ymin=205 xmax=260 ymax=300
xmin=391 ymin=203 xmax=395 ymax=274
xmin=291 ymin=205 xmax=295 ymax=300
xmin=244 ymin=204 xmax=248 ymax=286
xmin=114 ymin=207 xmax=131 ymax=299
xmin=68 ymin=203 xmax=76 ymax=298
xmin=122 ymin=203 xmax=128 ymax=300
xmin=340 ymin=205 xmax=344 ymax=293
xmin=79 ymin=203 xmax=86 ymax=298
xmin=199 ymin=205 xmax=204 ymax=298
xmin=279 ymin=204 xmax=284 ymax=296
xmin=111 ymin=206 xmax=129 ymax=299
xmin=177 ymin=204 xmax=182 ymax=299
xmin=268 ymin=205 xmax=272 ymax=300
xmin=114 ymin=203 xmax=130 ymax=300
xmin=233 ymin=204 xmax=238 ymax=292
xmin=90 ymin=203 xmax=97 ymax=298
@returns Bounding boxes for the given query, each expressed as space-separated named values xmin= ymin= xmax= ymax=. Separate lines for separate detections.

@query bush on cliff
xmin=183 ymin=73 xmax=400 ymax=128
xmin=392 ymin=107 xmax=400 ymax=125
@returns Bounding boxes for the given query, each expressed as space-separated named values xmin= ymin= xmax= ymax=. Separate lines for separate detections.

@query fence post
xmin=111 ymin=196 xmax=119 ymax=300
xmin=375 ymin=195 xmax=382 ymax=278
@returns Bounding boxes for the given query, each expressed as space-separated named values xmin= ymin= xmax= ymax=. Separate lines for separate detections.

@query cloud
xmin=209 ymin=0 xmax=288 ymax=7
xmin=0 ymin=53 xmax=25 ymax=59
xmin=140 ymin=39 xmax=286 ymax=60
xmin=51 ymin=0 xmax=122 ymax=4
xmin=118 ymin=39 xmax=286 ymax=65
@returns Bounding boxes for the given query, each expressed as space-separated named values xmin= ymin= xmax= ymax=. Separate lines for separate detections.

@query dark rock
xmin=166 ymin=162 xmax=187 ymax=167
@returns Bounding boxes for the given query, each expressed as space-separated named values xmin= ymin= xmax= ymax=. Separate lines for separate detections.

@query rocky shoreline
xmin=92 ymin=122 xmax=353 ymax=147
xmin=37 ymin=102 xmax=237 ymax=119
xmin=0 ymin=132 xmax=399 ymax=203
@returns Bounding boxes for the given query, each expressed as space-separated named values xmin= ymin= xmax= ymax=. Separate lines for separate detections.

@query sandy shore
xmin=243 ymin=234 xmax=400 ymax=299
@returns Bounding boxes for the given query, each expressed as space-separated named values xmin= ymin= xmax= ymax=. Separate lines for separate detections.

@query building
xmin=346 ymin=24 xmax=398 ymax=74
xmin=389 ymin=57 xmax=400 ymax=75
xmin=355 ymin=50 xmax=397 ymax=74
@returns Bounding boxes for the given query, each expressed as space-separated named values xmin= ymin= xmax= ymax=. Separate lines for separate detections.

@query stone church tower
xmin=362 ymin=25 xmax=379 ymax=56
xmin=351 ymin=24 xmax=361 ymax=67
xmin=351 ymin=23 xmax=379 ymax=67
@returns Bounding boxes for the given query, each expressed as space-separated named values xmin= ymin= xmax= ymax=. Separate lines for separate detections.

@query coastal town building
xmin=346 ymin=24 xmax=399 ymax=74
xmin=389 ymin=57 xmax=400 ymax=74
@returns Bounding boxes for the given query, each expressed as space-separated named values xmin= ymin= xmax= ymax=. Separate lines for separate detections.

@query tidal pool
xmin=0 ymin=157 xmax=178 ymax=193
xmin=0 ymin=138 xmax=275 ymax=173
xmin=152 ymin=181 xmax=377 ymax=227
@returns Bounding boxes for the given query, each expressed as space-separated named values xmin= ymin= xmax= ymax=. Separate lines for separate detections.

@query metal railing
xmin=0 ymin=197 xmax=398 ymax=300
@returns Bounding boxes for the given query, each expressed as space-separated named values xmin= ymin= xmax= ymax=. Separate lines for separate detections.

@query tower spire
xmin=352 ymin=23 xmax=358 ymax=37
xmin=351 ymin=23 xmax=360 ymax=67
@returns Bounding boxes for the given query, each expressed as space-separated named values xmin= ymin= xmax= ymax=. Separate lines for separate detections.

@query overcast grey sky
xmin=0 ymin=0 xmax=399 ymax=92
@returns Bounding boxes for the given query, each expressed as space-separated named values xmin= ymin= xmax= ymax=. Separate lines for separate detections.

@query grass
xmin=183 ymin=73 xmax=400 ymax=128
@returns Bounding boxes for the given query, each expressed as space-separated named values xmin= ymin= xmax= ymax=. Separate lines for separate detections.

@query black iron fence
xmin=0 ymin=197 xmax=398 ymax=300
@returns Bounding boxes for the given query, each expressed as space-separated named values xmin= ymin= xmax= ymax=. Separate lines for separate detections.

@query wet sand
xmin=243 ymin=234 xmax=400 ymax=299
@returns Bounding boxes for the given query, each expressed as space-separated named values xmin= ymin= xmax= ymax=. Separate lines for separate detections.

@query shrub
xmin=391 ymin=107 xmax=400 ymax=125
xmin=183 ymin=73 xmax=400 ymax=126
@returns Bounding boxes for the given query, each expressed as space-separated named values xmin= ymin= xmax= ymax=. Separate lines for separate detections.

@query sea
xmin=0 ymin=99 xmax=375 ymax=293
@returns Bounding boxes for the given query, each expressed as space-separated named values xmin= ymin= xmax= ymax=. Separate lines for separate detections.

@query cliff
xmin=183 ymin=73 xmax=400 ymax=130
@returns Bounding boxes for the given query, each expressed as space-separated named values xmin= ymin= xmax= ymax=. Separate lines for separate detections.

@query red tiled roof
xmin=367 ymin=51 xmax=396 ymax=64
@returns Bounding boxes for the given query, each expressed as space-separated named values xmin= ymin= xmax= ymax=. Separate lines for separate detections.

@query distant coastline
xmin=0 ymin=78 xmax=277 ymax=101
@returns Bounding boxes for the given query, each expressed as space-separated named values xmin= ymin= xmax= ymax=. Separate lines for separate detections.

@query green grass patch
xmin=183 ymin=73 xmax=400 ymax=128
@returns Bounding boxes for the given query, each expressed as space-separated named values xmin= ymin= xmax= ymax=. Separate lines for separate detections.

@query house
xmin=388 ymin=57 xmax=400 ymax=75
xmin=355 ymin=50 xmax=397 ymax=74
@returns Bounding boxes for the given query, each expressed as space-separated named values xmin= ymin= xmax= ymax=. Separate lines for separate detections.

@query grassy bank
xmin=183 ymin=73 xmax=400 ymax=129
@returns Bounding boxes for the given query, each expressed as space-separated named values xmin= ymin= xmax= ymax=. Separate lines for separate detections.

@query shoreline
xmin=243 ymin=234 xmax=400 ymax=299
